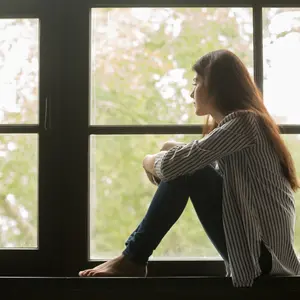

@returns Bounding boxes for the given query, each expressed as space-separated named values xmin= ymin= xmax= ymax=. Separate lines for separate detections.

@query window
xmin=0 ymin=1 xmax=61 ymax=275
xmin=90 ymin=7 xmax=253 ymax=126
xmin=89 ymin=7 xmax=253 ymax=260
xmin=263 ymin=7 xmax=300 ymax=256
xmin=0 ymin=19 xmax=39 ymax=248
xmin=1 ymin=0 xmax=300 ymax=277
xmin=263 ymin=8 xmax=300 ymax=125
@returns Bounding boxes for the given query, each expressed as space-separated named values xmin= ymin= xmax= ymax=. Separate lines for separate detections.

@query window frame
xmin=0 ymin=0 xmax=300 ymax=277
xmin=0 ymin=0 xmax=63 ymax=276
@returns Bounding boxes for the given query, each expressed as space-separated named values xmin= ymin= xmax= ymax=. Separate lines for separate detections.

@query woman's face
xmin=190 ymin=74 xmax=211 ymax=116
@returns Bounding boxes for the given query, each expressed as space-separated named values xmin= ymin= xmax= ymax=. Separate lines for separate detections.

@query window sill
xmin=1 ymin=276 xmax=300 ymax=299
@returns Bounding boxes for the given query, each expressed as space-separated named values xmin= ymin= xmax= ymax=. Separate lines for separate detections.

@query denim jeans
xmin=122 ymin=165 xmax=272 ymax=275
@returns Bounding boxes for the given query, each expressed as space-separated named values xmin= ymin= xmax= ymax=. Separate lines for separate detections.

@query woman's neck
xmin=210 ymin=111 xmax=225 ymax=124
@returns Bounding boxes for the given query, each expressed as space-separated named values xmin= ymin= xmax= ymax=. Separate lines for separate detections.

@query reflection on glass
xmin=89 ymin=134 xmax=300 ymax=259
xmin=263 ymin=8 xmax=300 ymax=124
xmin=0 ymin=19 xmax=39 ymax=124
xmin=90 ymin=7 xmax=253 ymax=125
xmin=0 ymin=134 xmax=38 ymax=248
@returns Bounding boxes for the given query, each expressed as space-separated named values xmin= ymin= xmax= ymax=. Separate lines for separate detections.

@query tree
xmin=90 ymin=7 xmax=300 ymax=259
xmin=0 ymin=19 xmax=38 ymax=247
xmin=1 ymin=8 xmax=300 ymax=261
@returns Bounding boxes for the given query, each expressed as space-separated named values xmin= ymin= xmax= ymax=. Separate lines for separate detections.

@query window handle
xmin=44 ymin=96 xmax=51 ymax=131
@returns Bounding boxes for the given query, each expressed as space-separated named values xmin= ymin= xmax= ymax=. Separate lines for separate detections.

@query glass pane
xmin=0 ymin=19 xmax=39 ymax=124
xmin=263 ymin=8 xmax=300 ymax=124
xmin=90 ymin=7 xmax=253 ymax=125
xmin=282 ymin=134 xmax=300 ymax=256
xmin=89 ymin=134 xmax=219 ymax=260
xmin=0 ymin=134 xmax=38 ymax=248
xmin=90 ymin=134 xmax=300 ymax=259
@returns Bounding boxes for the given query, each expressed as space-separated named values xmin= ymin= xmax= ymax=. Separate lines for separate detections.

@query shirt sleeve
xmin=154 ymin=114 xmax=258 ymax=181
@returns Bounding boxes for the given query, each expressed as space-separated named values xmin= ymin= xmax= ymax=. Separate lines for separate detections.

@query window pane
xmin=90 ymin=134 xmax=300 ymax=260
xmin=263 ymin=8 xmax=300 ymax=124
xmin=282 ymin=134 xmax=300 ymax=256
xmin=0 ymin=134 xmax=38 ymax=248
xmin=90 ymin=7 xmax=253 ymax=125
xmin=0 ymin=19 xmax=39 ymax=124
xmin=90 ymin=134 xmax=220 ymax=260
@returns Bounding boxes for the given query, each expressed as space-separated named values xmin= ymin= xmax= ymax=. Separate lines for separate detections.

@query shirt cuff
xmin=154 ymin=151 xmax=167 ymax=180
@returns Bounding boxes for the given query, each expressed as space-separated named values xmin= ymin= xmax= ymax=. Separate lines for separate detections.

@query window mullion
xmin=253 ymin=4 xmax=263 ymax=95
xmin=37 ymin=0 xmax=65 ymax=276
xmin=59 ymin=1 xmax=90 ymax=276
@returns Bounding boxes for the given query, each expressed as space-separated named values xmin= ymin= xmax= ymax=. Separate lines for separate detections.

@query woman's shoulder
xmin=218 ymin=110 xmax=259 ymax=131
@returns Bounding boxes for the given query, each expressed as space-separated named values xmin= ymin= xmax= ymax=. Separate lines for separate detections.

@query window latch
xmin=44 ymin=96 xmax=51 ymax=131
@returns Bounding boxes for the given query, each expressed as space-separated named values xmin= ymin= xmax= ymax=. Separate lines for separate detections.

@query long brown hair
xmin=192 ymin=49 xmax=299 ymax=192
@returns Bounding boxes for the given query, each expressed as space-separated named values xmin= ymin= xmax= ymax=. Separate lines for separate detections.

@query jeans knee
xmin=186 ymin=165 xmax=222 ymax=186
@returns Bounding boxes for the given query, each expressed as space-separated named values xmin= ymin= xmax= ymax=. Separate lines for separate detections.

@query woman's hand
xmin=143 ymin=154 xmax=160 ymax=186
xmin=143 ymin=150 xmax=168 ymax=174
xmin=145 ymin=169 xmax=161 ymax=186
xmin=143 ymin=142 xmax=185 ymax=186
xmin=143 ymin=154 xmax=157 ymax=174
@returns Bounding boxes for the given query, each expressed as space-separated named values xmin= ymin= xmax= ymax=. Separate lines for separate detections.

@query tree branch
xmin=1 ymin=194 xmax=36 ymax=246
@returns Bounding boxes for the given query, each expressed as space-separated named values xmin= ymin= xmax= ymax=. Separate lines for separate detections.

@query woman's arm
xmin=143 ymin=151 xmax=167 ymax=178
xmin=154 ymin=114 xmax=258 ymax=181
xmin=143 ymin=141 xmax=187 ymax=184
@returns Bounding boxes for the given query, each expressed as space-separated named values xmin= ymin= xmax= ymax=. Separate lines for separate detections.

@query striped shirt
xmin=154 ymin=110 xmax=300 ymax=287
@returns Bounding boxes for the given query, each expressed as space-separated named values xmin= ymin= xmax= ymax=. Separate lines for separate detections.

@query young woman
xmin=79 ymin=49 xmax=300 ymax=287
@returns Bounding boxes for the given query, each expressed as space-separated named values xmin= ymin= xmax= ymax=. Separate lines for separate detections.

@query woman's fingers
xmin=145 ymin=169 xmax=155 ymax=185
xmin=145 ymin=170 xmax=159 ymax=185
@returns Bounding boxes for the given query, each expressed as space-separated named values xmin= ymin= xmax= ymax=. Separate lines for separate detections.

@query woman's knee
xmin=159 ymin=165 xmax=222 ymax=192
xmin=186 ymin=165 xmax=223 ymax=188
xmin=187 ymin=165 xmax=223 ymax=213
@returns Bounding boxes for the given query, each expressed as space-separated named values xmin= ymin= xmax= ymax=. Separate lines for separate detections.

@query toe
xmin=91 ymin=270 xmax=112 ymax=277
xmin=89 ymin=271 xmax=101 ymax=277
xmin=90 ymin=271 xmax=98 ymax=277
xmin=85 ymin=270 xmax=95 ymax=277
xmin=79 ymin=269 xmax=91 ymax=277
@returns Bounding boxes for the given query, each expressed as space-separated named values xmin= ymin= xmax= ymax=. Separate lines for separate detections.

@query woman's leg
xmin=186 ymin=166 xmax=272 ymax=275
xmin=79 ymin=165 xmax=270 ymax=277
xmin=186 ymin=166 xmax=272 ymax=274
xmin=186 ymin=166 xmax=228 ymax=262
xmin=79 ymin=165 xmax=223 ymax=277
xmin=122 ymin=165 xmax=228 ymax=265
xmin=79 ymin=172 xmax=190 ymax=277
xmin=122 ymin=173 xmax=191 ymax=264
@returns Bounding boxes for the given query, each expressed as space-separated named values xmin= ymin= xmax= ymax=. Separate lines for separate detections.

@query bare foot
xmin=78 ymin=254 xmax=147 ymax=277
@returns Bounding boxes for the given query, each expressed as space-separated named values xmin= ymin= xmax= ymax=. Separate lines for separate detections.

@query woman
xmin=79 ymin=49 xmax=300 ymax=287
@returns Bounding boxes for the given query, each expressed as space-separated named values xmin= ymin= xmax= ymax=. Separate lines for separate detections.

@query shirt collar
xmin=217 ymin=110 xmax=253 ymax=127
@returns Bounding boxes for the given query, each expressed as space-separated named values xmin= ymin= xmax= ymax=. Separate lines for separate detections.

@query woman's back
xmin=215 ymin=111 xmax=300 ymax=285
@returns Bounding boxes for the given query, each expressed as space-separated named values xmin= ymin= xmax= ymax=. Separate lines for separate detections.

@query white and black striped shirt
xmin=154 ymin=110 xmax=300 ymax=287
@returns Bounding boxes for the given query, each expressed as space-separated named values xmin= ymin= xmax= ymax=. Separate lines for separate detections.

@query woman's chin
xmin=195 ymin=110 xmax=205 ymax=116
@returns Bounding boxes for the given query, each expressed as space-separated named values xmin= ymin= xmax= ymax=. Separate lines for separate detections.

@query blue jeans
xmin=122 ymin=165 xmax=271 ymax=274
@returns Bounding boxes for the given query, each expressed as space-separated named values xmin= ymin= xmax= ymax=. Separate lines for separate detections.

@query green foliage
xmin=0 ymin=18 xmax=38 ymax=247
